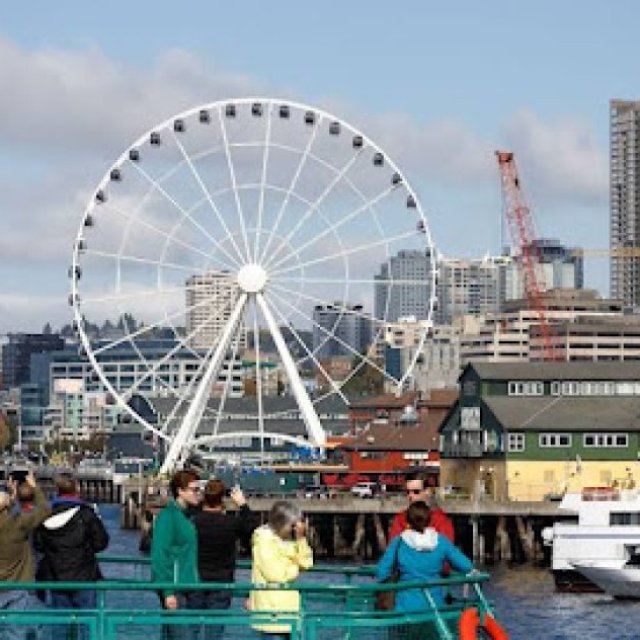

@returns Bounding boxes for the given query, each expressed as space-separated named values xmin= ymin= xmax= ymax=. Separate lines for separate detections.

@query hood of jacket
xmin=42 ymin=505 xmax=81 ymax=530
xmin=400 ymin=527 xmax=438 ymax=551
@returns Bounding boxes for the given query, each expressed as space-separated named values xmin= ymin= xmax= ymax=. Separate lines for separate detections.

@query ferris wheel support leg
xmin=256 ymin=292 xmax=326 ymax=448
xmin=160 ymin=293 xmax=248 ymax=475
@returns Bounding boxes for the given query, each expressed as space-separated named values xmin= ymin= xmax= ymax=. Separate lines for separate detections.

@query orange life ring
xmin=459 ymin=607 xmax=509 ymax=640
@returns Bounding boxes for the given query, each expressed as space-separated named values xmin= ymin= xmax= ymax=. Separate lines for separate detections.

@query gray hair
xmin=268 ymin=500 xmax=302 ymax=536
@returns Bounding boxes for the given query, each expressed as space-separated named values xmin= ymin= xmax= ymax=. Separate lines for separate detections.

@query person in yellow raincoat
xmin=250 ymin=500 xmax=313 ymax=638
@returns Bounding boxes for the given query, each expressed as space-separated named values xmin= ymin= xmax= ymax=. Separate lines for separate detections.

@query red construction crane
xmin=495 ymin=151 xmax=557 ymax=361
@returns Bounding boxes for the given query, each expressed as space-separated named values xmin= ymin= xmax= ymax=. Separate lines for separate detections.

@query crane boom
xmin=495 ymin=151 xmax=557 ymax=361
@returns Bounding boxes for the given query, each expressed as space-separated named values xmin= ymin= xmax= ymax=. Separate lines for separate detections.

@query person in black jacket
xmin=35 ymin=472 xmax=109 ymax=636
xmin=190 ymin=479 xmax=256 ymax=640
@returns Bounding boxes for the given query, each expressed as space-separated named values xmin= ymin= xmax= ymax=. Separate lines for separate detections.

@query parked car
xmin=350 ymin=482 xmax=377 ymax=499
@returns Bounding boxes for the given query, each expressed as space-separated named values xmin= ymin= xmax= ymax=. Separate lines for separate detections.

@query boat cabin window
xmin=611 ymin=512 xmax=640 ymax=525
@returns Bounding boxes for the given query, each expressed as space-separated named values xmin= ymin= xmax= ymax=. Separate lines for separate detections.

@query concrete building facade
xmin=185 ymin=271 xmax=244 ymax=349
xmin=610 ymin=99 xmax=640 ymax=308
xmin=374 ymin=249 xmax=435 ymax=322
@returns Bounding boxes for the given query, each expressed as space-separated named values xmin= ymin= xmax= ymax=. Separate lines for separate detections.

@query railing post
xmin=97 ymin=588 xmax=106 ymax=640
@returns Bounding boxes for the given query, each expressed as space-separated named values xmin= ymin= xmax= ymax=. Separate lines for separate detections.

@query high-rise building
xmin=611 ymin=99 xmax=640 ymax=307
xmin=374 ymin=249 xmax=435 ymax=322
xmin=312 ymin=303 xmax=372 ymax=359
xmin=185 ymin=271 xmax=244 ymax=350
xmin=2 ymin=333 xmax=64 ymax=389
xmin=505 ymin=238 xmax=584 ymax=301
xmin=437 ymin=256 xmax=510 ymax=323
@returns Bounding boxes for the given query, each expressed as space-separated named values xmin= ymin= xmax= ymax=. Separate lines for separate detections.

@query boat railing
xmin=0 ymin=555 xmax=498 ymax=640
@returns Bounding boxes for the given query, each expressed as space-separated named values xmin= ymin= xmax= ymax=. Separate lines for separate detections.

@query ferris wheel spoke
xmin=170 ymin=131 xmax=247 ymax=266
xmin=254 ymin=105 xmax=273 ymax=263
xmin=85 ymin=248 xmax=209 ymax=276
xmin=105 ymin=201 xmax=236 ymax=273
xmin=271 ymin=228 xmax=419 ymax=278
xmin=264 ymin=148 xmax=363 ymax=270
xmin=266 ymin=294 xmax=348 ymax=403
xmin=217 ymin=108 xmax=252 ymax=263
xmin=268 ymin=288 xmax=399 ymax=386
xmin=161 ymin=293 xmax=249 ymax=474
xmin=252 ymin=299 xmax=265 ymax=449
xmin=157 ymin=328 xmax=227 ymax=438
xmin=267 ymin=185 xmax=396 ymax=273
xmin=270 ymin=281 xmax=382 ymax=328
xmin=81 ymin=283 xmax=187 ymax=306
xmin=92 ymin=286 xmax=231 ymax=356
xmin=271 ymin=276 xmax=428 ymax=288
xmin=256 ymin=293 xmax=325 ymax=446
xmin=120 ymin=295 xmax=234 ymax=401
xmin=129 ymin=159 xmax=243 ymax=268
xmin=258 ymin=116 xmax=323 ymax=264
xmin=212 ymin=329 xmax=243 ymax=438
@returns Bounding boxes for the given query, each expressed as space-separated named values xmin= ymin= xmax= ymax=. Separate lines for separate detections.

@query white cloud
xmin=502 ymin=109 xmax=608 ymax=207
xmin=0 ymin=39 xmax=263 ymax=155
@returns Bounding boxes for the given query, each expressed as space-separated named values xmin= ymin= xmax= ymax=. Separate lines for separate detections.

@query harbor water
xmin=99 ymin=505 xmax=640 ymax=640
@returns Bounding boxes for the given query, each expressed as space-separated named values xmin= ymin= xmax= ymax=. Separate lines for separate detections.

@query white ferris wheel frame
xmin=69 ymin=97 xmax=438 ymax=474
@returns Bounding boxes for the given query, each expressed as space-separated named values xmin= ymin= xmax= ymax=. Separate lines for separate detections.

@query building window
xmin=508 ymin=381 xmax=543 ymax=396
xmin=507 ymin=433 xmax=525 ymax=452
xmin=539 ymin=433 xmax=572 ymax=447
xmin=583 ymin=433 xmax=629 ymax=448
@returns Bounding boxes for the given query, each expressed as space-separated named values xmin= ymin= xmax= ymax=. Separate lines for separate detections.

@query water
xmin=99 ymin=505 xmax=640 ymax=639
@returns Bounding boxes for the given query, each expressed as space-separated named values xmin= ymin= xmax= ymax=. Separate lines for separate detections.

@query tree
xmin=42 ymin=322 xmax=53 ymax=335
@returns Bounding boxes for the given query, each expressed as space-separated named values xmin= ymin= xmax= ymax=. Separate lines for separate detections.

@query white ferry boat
xmin=542 ymin=486 xmax=640 ymax=592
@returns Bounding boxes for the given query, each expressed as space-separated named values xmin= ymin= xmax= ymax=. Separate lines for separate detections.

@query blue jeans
xmin=50 ymin=590 xmax=96 ymax=640
xmin=0 ymin=590 xmax=41 ymax=640
xmin=187 ymin=591 xmax=231 ymax=640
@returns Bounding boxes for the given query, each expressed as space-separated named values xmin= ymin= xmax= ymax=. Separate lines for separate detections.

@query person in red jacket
xmin=388 ymin=472 xmax=454 ymax=543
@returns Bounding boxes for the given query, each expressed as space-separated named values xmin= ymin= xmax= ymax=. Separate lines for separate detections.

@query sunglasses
xmin=406 ymin=489 xmax=423 ymax=495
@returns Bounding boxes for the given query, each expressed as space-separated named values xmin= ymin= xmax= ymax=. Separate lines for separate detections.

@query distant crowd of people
xmin=0 ymin=468 xmax=474 ymax=640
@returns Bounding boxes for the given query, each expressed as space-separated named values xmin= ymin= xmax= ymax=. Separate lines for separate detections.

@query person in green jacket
xmin=151 ymin=469 xmax=202 ymax=640
xmin=0 ymin=471 xmax=51 ymax=640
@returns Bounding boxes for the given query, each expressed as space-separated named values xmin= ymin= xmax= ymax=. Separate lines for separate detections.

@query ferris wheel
xmin=69 ymin=98 xmax=437 ymax=473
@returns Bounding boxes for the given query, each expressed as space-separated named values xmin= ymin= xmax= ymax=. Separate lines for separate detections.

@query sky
xmin=0 ymin=0 xmax=638 ymax=333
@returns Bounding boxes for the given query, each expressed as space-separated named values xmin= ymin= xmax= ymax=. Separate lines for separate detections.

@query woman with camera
xmin=250 ymin=500 xmax=313 ymax=639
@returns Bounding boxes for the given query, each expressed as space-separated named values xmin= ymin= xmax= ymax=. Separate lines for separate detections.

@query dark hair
xmin=17 ymin=482 xmax=35 ymax=504
xmin=170 ymin=469 xmax=199 ymax=498
xmin=406 ymin=501 xmax=431 ymax=532
xmin=55 ymin=473 xmax=77 ymax=496
xmin=203 ymin=479 xmax=225 ymax=508
xmin=405 ymin=471 xmax=426 ymax=485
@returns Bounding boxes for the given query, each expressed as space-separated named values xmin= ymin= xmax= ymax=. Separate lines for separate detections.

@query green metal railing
xmin=0 ymin=555 xmax=496 ymax=640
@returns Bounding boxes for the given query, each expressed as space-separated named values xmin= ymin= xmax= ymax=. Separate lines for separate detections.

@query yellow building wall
xmin=506 ymin=460 xmax=639 ymax=501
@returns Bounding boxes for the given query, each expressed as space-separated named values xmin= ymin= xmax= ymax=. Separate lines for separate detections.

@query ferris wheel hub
xmin=237 ymin=263 xmax=268 ymax=293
